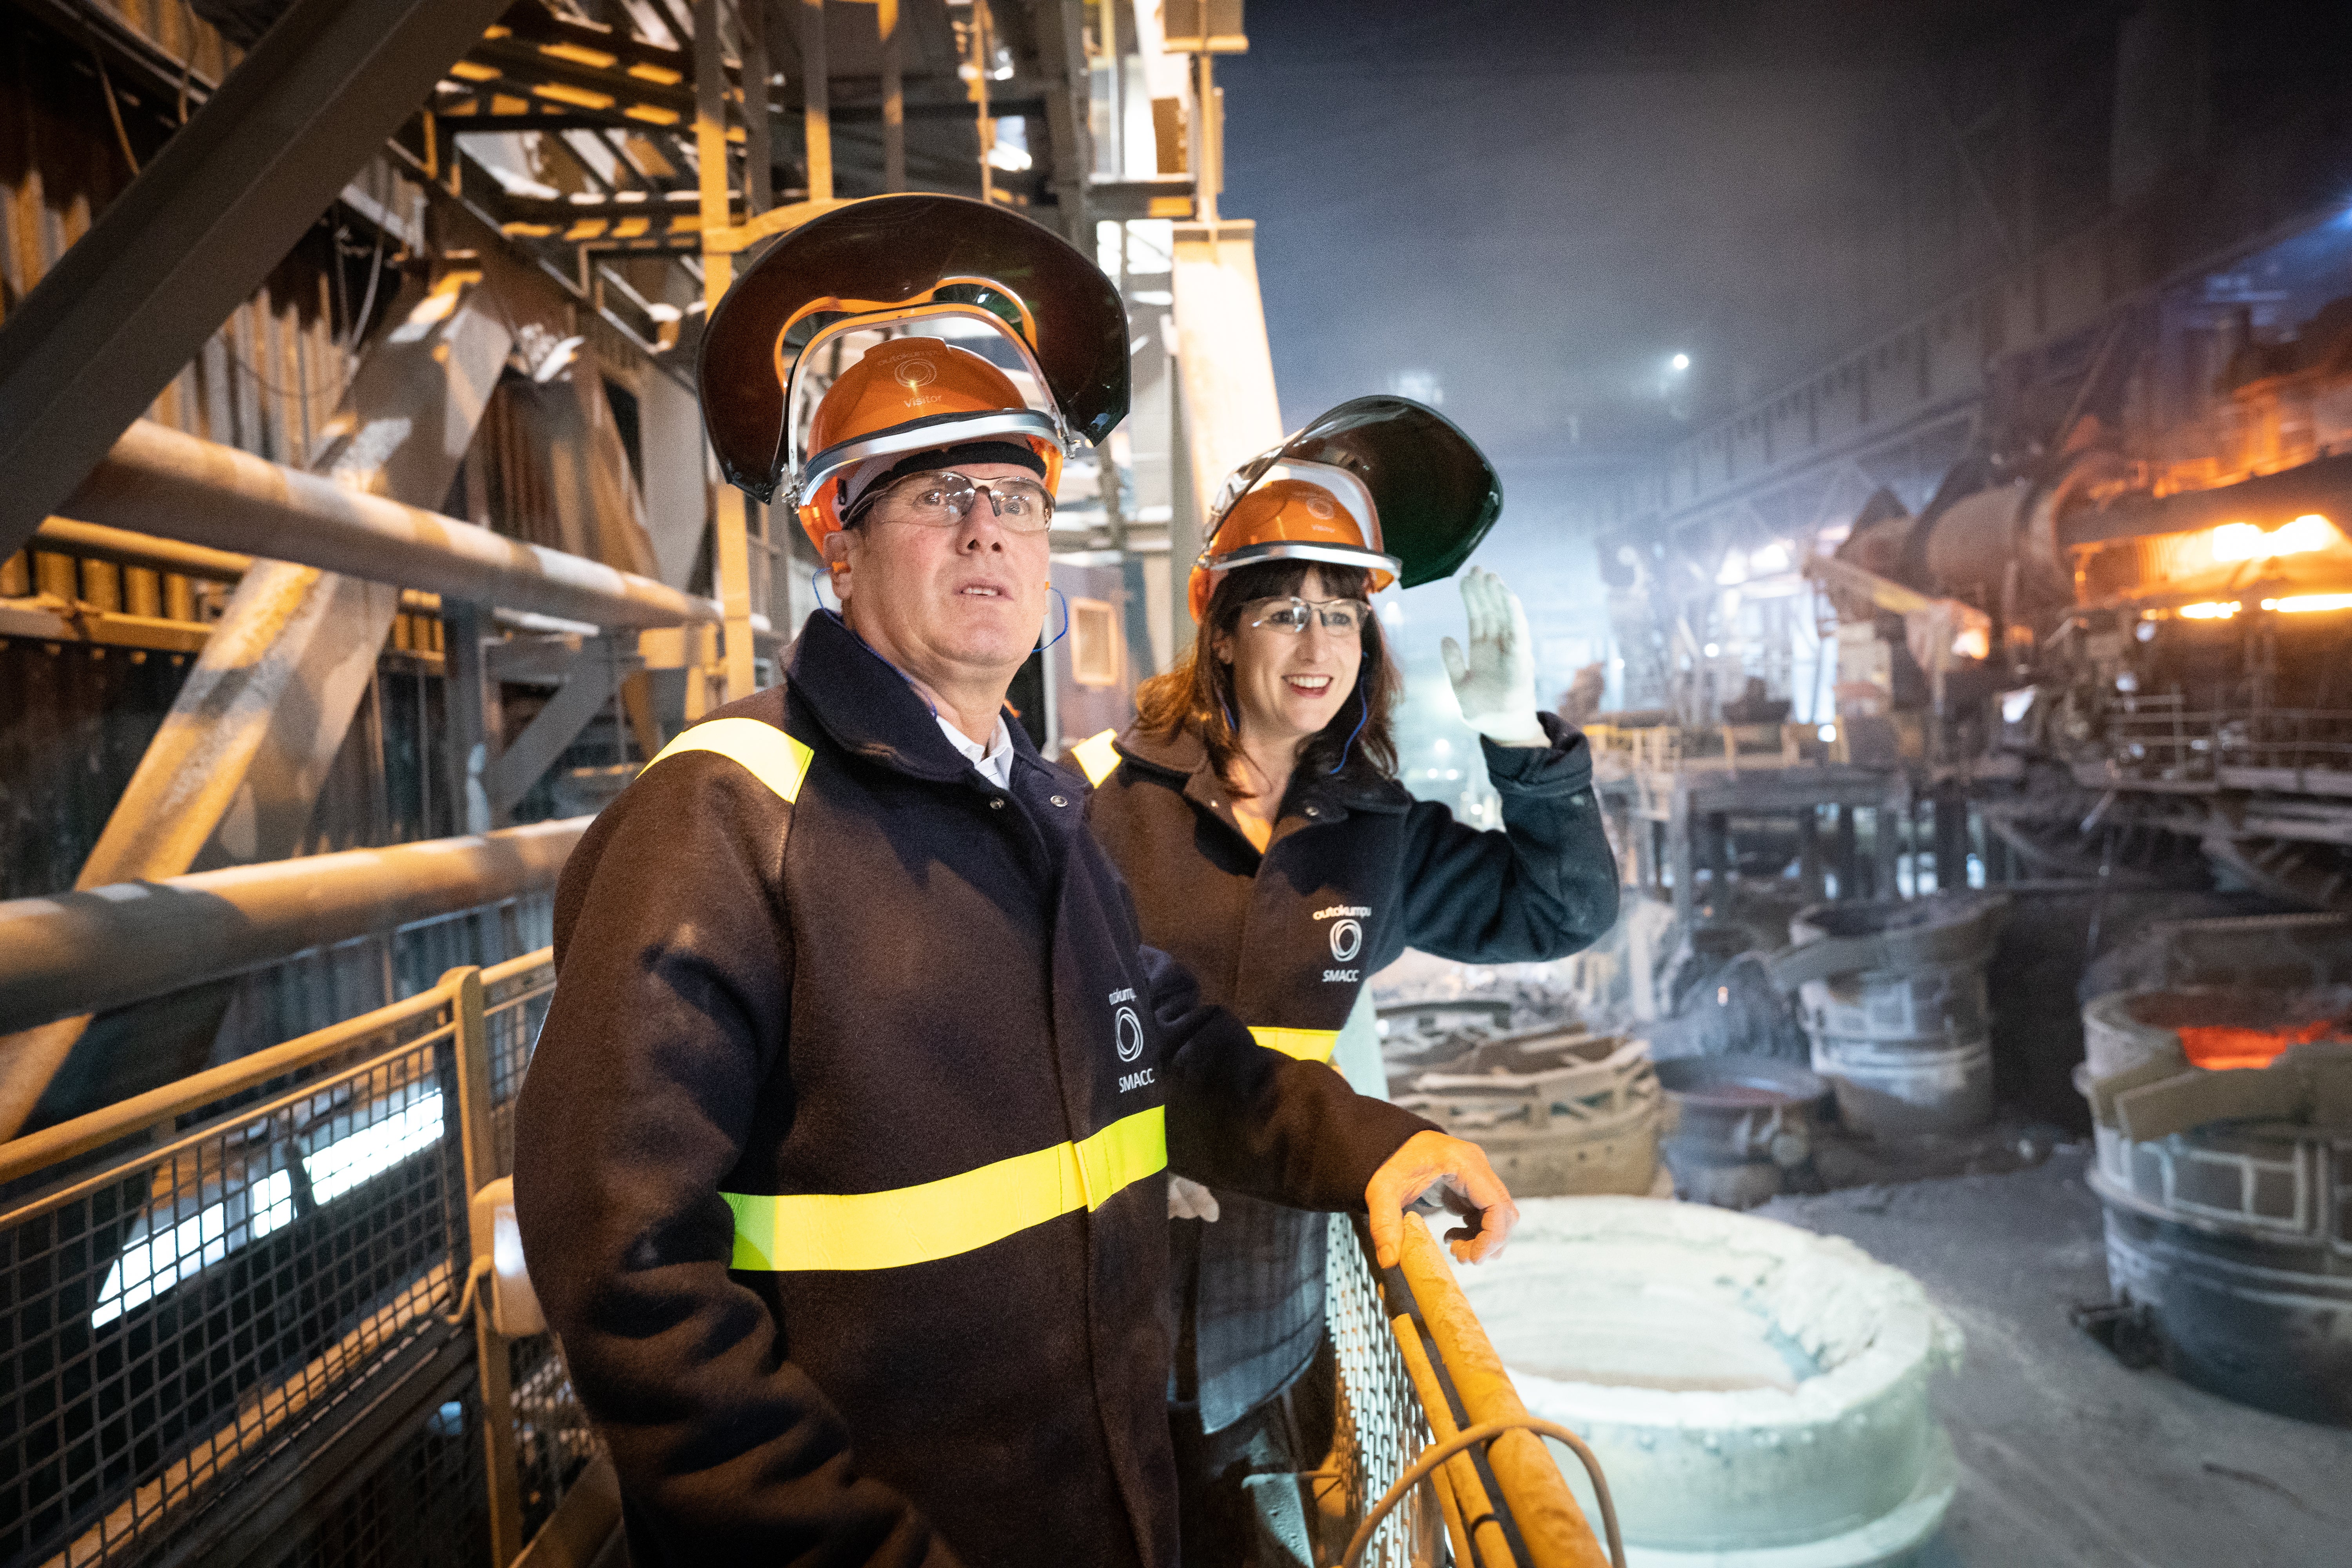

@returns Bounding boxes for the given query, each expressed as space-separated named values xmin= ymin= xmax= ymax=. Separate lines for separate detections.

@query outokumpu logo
xmin=1328 ymin=918 xmax=1363 ymax=964
xmin=893 ymin=357 xmax=940 ymax=403
xmin=1114 ymin=1004 xmax=1145 ymax=1062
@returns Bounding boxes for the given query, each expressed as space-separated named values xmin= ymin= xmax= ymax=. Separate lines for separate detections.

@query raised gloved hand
xmin=1440 ymin=566 xmax=1546 ymax=744
xmin=1168 ymin=1174 xmax=1221 ymax=1221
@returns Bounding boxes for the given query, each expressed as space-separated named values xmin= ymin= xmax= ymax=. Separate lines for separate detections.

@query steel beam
xmin=64 ymin=420 xmax=719 ymax=629
xmin=799 ymin=0 xmax=836 ymax=202
xmin=0 ymin=0 xmax=518 ymax=563
xmin=0 ymin=819 xmax=588 ymax=1034
xmin=699 ymin=0 xmax=760 ymax=701
xmin=487 ymin=639 xmax=630 ymax=816
xmin=0 ymin=280 xmax=528 ymax=1138
xmin=880 ymin=0 xmax=906 ymax=192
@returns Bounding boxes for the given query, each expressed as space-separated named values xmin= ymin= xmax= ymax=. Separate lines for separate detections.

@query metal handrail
xmin=1362 ymin=1215 xmax=1617 ymax=1568
xmin=0 ymin=820 xmax=583 ymax=1030
xmin=0 ymin=985 xmax=454 ymax=1189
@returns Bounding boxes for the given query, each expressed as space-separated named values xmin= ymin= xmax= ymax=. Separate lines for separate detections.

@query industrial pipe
xmin=33 ymin=515 xmax=252 ymax=579
xmin=0 ymin=817 xmax=588 ymax=1032
xmin=64 ymin=419 xmax=719 ymax=630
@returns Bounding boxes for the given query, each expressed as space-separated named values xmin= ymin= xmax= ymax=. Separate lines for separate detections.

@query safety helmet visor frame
xmin=782 ymin=301 xmax=1076 ymax=503
xmin=699 ymin=193 xmax=1129 ymax=500
xmin=1201 ymin=395 xmax=1502 ymax=593
xmin=1205 ymin=539 xmax=1405 ymax=581
xmin=799 ymin=406 xmax=1068 ymax=512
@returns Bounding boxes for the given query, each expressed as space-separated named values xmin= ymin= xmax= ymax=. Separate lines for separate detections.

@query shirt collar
xmin=936 ymin=713 xmax=1014 ymax=786
xmin=788 ymin=608 xmax=1038 ymax=785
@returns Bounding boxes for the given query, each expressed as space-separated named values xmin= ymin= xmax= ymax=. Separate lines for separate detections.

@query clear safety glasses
xmin=856 ymin=470 xmax=1057 ymax=533
xmin=1247 ymin=596 xmax=1370 ymax=635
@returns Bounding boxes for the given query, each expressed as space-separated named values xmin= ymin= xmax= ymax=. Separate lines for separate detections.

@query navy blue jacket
xmin=512 ymin=608 xmax=1430 ymax=1568
xmin=1083 ymin=714 xmax=1619 ymax=1430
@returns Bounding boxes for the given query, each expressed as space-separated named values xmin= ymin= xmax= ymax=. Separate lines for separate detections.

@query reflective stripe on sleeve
xmin=1249 ymin=1026 xmax=1340 ymax=1063
xmin=643 ymin=717 xmax=813 ymax=803
xmin=1069 ymin=727 xmax=1122 ymax=788
xmin=721 ymin=1106 xmax=1167 ymax=1272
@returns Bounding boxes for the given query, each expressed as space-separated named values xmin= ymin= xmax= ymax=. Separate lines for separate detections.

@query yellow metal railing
xmin=0 ymin=953 xmax=588 ymax=1568
xmin=1326 ymin=1214 xmax=1621 ymax=1568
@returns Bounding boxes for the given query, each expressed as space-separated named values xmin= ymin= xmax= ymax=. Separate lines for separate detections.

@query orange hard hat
xmin=795 ymin=338 xmax=1065 ymax=549
xmin=1188 ymin=470 xmax=1397 ymax=622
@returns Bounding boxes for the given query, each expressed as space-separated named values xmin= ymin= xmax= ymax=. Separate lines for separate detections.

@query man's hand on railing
xmin=1365 ymin=1129 xmax=1518 ymax=1269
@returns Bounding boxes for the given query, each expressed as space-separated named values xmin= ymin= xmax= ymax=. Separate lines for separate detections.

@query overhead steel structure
xmin=0 ymin=7 xmax=1272 ymax=1565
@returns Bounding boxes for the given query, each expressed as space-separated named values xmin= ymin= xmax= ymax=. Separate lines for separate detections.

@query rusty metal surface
xmin=68 ymin=419 xmax=720 ymax=630
xmin=0 ymin=817 xmax=585 ymax=1031
xmin=0 ymin=0 xmax=517 ymax=561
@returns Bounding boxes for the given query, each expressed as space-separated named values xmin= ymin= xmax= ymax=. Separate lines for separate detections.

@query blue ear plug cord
xmin=1037 ymin=586 xmax=1068 ymax=652
xmin=1219 ymin=684 xmax=1363 ymax=775
xmin=1330 ymin=686 xmax=1367 ymax=775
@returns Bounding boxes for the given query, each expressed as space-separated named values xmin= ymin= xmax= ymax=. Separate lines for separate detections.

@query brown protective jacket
xmin=513 ymin=609 xmax=1432 ymax=1567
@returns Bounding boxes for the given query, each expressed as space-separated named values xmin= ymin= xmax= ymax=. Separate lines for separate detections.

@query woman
xmin=1078 ymin=397 xmax=1621 ymax=1564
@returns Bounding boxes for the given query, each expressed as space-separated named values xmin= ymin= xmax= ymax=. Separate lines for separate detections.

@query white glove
xmin=1168 ymin=1174 xmax=1221 ymax=1221
xmin=1440 ymin=567 xmax=1545 ymax=744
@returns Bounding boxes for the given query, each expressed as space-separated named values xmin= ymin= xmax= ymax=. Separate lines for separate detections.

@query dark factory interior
xmin=2 ymin=3 xmax=2349 ymax=1566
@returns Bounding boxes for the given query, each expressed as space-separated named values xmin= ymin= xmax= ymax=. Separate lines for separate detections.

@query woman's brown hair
xmin=1132 ymin=559 xmax=1402 ymax=795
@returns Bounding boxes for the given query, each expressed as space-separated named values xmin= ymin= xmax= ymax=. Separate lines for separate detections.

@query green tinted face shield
xmin=699 ymin=193 xmax=1131 ymax=503
xmin=1204 ymin=396 xmax=1503 ymax=590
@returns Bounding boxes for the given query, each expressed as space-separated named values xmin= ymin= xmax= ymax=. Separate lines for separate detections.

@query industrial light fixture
xmin=2179 ymin=601 xmax=2241 ymax=619
xmin=1671 ymin=353 xmax=1691 ymax=371
xmin=90 ymin=1086 xmax=447 ymax=1328
xmin=2261 ymin=593 xmax=2352 ymax=614
xmin=2209 ymin=514 xmax=2337 ymax=563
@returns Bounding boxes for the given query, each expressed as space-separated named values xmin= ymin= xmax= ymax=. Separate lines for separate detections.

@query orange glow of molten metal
xmin=2178 ymin=601 xmax=2240 ymax=619
xmin=2178 ymin=1017 xmax=2339 ymax=1071
xmin=2209 ymin=514 xmax=2338 ymax=563
xmin=2261 ymin=593 xmax=2352 ymax=614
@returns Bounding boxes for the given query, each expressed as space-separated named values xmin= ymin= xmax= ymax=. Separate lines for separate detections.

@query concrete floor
xmin=1757 ymin=1149 xmax=2352 ymax=1568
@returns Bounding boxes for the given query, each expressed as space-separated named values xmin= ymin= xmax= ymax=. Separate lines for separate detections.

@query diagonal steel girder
xmin=0 ymin=0 xmax=516 ymax=563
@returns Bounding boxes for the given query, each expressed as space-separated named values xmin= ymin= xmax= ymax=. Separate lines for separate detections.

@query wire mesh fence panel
xmin=477 ymin=953 xmax=602 ymax=1546
xmin=0 ymin=999 xmax=470 ymax=1568
xmin=505 ymin=1334 xmax=597 ymax=1543
xmin=1323 ymin=1214 xmax=1441 ymax=1568
xmin=256 ymin=1380 xmax=492 ymax=1568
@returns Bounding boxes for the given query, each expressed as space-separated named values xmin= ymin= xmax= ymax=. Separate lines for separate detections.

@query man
xmin=513 ymin=195 xmax=1517 ymax=1568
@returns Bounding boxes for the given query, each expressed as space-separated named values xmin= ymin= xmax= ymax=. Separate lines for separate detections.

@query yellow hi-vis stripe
xmin=642 ymin=717 xmax=813 ymax=803
xmin=1069 ymin=727 xmax=1121 ymax=787
xmin=720 ymin=1106 xmax=1167 ymax=1272
xmin=1251 ymin=1027 xmax=1340 ymax=1063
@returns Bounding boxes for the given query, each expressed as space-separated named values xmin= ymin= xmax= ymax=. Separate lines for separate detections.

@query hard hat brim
xmin=1203 ymin=540 xmax=1403 ymax=580
xmin=701 ymin=194 xmax=1129 ymax=501
xmin=802 ymin=407 xmax=1066 ymax=506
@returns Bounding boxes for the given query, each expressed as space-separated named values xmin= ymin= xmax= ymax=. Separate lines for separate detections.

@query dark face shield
xmin=699 ymin=194 xmax=1131 ymax=501
xmin=1207 ymin=396 xmax=1504 ymax=590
